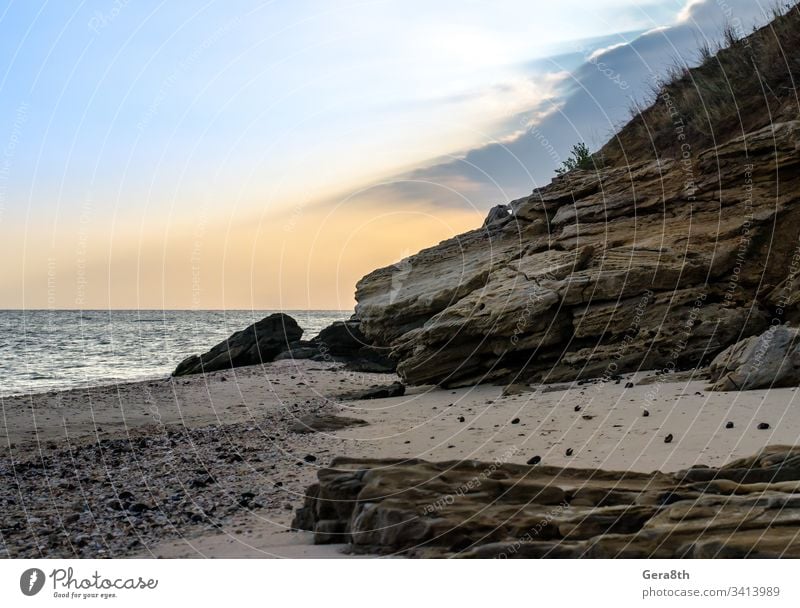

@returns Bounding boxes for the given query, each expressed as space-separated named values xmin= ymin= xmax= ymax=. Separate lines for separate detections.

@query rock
xmin=482 ymin=204 xmax=512 ymax=227
xmin=664 ymin=434 xmax=674 ymax=444
xmin=565 ymin=448 xmax=574 ymax=456
xmin=173 ymin=313 xmax=303 ymax=376
xmin=511 ymin=418 xmax=520 ymax=425
xmin=726 ymin=421 xmax=734 ymax=429
xmin=314 ymin=320 xmax=395 ymax=371
xmin=758 ymin=422 xmax=771 ymax=430
xmin=351 ymin=382 xmax=405 ymax=400
xmin=303 ymin=454 xmax=317 ymax=463
xmin=288 ymin=414 xmax=368 ymax=434
xmin=273 ymin=340 xmax=319 ymax=361
xmin=527 ymin=456 xmax=541 ymax=465
xmin=293 ymin=446 xmax=800 ymax=557
xmin=352 ymin=109 xmax=800 ymax=388
xmin=642 ymin=410 xmax=650 ymax=417
xmin=707 ymin=326 xmax=800 ymax=391
xmin=502 ymin=383 xmax=533 ymax=396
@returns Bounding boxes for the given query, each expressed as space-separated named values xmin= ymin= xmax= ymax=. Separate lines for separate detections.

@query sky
xmin=0 ymin=0 xmax=781 ymax=310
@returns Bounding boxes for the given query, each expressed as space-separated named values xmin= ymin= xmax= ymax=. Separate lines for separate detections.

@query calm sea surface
xmin=0 ymin=310 xmax=349 ymax=397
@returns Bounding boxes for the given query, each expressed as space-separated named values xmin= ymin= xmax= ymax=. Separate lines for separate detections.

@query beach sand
xmin=2 ymin=361 xmax=799 ymax=558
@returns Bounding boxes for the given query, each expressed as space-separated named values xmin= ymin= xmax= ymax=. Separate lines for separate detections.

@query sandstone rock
xmin=353 ymin=117 xmax=800 ymax=386
xmin=293 ymin=446 xmax=800 ymax=557
xmin=707 ymin=326 xmax=800 ymax=391
xmin=482 ymin=204 xmax=512 ymax=227
xmin=173 ymin=313 xmax=303 ymax=376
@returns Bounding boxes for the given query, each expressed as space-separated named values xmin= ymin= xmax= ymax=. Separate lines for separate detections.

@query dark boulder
xmin=312 ymin=320 xmax=395 ymax=371
xmin=274 ymin=319 xmax=396 ymax=372
xmin=351 ymin=382 xmax=406 ymax=400
xmin=173 ymin=313 xmax=303 ymax=376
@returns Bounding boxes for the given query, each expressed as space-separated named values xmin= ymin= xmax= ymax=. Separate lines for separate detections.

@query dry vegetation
xmin=601 ymin=1 xmax=800 ymax=165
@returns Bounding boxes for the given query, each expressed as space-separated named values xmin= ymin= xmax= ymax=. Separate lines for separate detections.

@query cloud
xmin=350 ymin=0 xmax=779 ymax=212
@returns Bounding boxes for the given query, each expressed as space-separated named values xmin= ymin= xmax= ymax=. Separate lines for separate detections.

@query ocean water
xmin=0 ymin=310 xmax=349 ymax=397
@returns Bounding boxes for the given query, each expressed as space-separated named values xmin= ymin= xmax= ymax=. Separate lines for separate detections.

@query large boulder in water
xmin=173 ymin=313 xmax=303 ymax=376
xmin=707 ymin=326 xmax=800 ymax=391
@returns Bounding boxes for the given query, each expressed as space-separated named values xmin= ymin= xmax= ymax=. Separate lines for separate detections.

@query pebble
xmin=511 ymin=418 xmax=520 ymax=425
xmin=725 ymin=421 xmax=734 ymax=429
xmin=643 ymin=410 xmax=650 ymax=417
xmin=664 ymin=434 xmax=674 ymax=444
xmin=758 ymin=422 xmax=770 ymax=430
xmin=565 ymin=448 xmax=574 ymax=456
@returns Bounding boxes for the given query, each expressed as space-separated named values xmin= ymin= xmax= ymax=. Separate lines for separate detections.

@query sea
xmin=0 ymin=310 xmax=349 ymax=397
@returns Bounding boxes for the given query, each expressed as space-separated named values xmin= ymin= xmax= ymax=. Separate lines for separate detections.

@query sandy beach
xmin=3 ymin=360 xmax=799 ymax=558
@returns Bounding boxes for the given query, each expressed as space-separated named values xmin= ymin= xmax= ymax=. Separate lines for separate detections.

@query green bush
xmin=555 ymin=142 xmax=595 ymax=176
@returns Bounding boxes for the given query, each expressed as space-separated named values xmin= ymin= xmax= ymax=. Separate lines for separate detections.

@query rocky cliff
xmin=354 ymin=8 xmax=800 ymax=387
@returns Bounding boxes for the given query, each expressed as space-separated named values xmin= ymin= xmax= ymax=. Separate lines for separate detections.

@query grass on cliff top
xmin=601 ymin=1 xmax=800 ymax=166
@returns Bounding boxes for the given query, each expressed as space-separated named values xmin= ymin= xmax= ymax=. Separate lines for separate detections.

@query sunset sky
xmin=0 ymin=0 xmax=776 ymax=309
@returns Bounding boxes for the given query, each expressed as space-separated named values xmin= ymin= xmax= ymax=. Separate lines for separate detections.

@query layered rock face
xmin=354 ymin=7 xmax=800 ymax=388
xmin=293 ymin=447 xmax=800 ymax=557
xmin=355 ymin=121 xmax=800 ymax=387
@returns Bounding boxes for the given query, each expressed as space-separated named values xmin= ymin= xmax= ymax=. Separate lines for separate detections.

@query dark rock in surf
xmin=173 ymin=313 xmax=303 ymax=376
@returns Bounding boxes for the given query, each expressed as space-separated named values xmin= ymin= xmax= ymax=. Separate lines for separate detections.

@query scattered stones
xmin=0 ymin=399 xmax=350 ymax=558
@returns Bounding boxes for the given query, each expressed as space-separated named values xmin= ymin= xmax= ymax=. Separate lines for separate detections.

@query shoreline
xmin=2 ymin=361 xmax=800 ymax=558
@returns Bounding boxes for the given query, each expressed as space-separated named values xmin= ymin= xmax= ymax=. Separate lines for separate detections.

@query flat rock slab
xmin=346 ymin=382 xmax=406 ymax=400
xmin=292 ymin=446 xmax=800 ymax=557
xmin=289 ymin=414 xmax=369 ymax=434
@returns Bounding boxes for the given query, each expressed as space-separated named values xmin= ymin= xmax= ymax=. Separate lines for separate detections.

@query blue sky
xmin=0 ymin=0 xmax=780 ymax=309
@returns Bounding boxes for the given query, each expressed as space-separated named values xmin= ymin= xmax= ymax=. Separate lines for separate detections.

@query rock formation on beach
xmin=354 ymin=8 xmax=800 ymax=388
xmin=174 ymin=313 xmax=303 ymax=376
xmin=293 ymin=446 xmax=800 ymax=557
xmin=174 ymin=313 xmax=394 ymax=376
xmin=707 ymin=326 xmax=800 ymax=391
